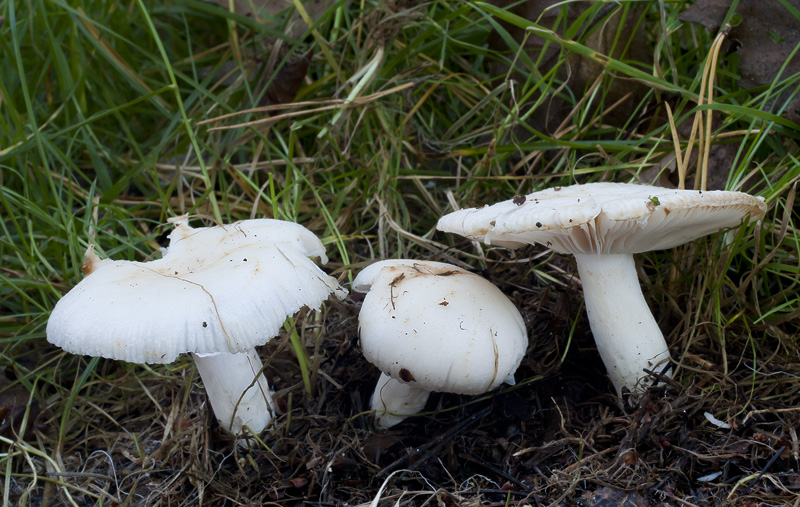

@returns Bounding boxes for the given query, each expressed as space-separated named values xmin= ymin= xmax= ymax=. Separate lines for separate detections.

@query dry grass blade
xmin=664 ymin=102 xmax=686 ymax=188
xmin=200 ymin=82 xmax=415 ymax=130
xmin=680 ymin=25 xmax=728 ymax=191
xmin=700 ymin=24 xmax=730 ymax=191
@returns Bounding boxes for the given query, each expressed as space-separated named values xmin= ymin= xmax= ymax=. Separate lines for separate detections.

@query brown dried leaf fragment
xmin=257 ymin=48 xmax=312 ymax=107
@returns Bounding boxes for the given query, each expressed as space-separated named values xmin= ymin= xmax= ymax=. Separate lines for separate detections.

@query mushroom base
xmin=193 ymin=349 xmax=275 ymax=437
xmin=575 ymin=253 xmax=672 ymax=398
xmin=370 ymin=372 xmax=431 ymax=430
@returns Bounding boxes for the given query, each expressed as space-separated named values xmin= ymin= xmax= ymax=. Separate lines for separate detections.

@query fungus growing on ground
xmin=47 ymin=216 xmax=346 ymax=438
xmin=437 ymin=182 xmax=766 ymax=398
xmin=353 ymin=259 xmax=527 ymax=429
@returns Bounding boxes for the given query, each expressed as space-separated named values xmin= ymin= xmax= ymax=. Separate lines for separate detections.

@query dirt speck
xmin=398 ymin=368 xmax=415 ymax=382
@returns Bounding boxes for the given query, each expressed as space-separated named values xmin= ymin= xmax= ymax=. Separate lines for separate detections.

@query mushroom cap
xmin=437 ymin=182 xmax=767 ymax=255
xmin=46 ymin=217 xmax=346 ymax=363
xmin=353 ymin=260 xmax=527 ymax=395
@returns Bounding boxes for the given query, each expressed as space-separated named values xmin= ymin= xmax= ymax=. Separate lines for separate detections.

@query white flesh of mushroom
xmin=370 ymin=372 xmax=431 ymax=430
xmin=193 ymin=350 xmax=275 ymax=435
xmin=575 ymin=253 xmax=671 ymax=397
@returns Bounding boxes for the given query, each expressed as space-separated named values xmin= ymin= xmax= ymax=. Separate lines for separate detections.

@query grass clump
xmin=1 ymin=0 xmax=798 ymax=505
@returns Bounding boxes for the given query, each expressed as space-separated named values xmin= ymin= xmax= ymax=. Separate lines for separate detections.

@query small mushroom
xmin=438 ymin=182 xmax=766 ymax=398
xmin=47 ymin=216 xmax=346 ymax=438
xmin=352 ymin=260 xmax=527 ymax=429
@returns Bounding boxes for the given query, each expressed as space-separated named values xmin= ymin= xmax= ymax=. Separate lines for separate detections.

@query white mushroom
xmin=352 ymin=260 xmax=528 ymax=429
xmin=47 ymin=216 xmax=346 ymax=437
xmin=437 ymin=182 xmax=766 ymax=398
xmin=369 ymin=372 xmax=432 ymax=430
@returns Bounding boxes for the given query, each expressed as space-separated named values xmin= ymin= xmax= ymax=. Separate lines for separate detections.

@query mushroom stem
xmin=370 ymin=372 xmax=431 ymax=430
xmin=192 ymin=349 xmax=275 ymax=436
xmin=574 ymin=253 xmax=672 ymax=398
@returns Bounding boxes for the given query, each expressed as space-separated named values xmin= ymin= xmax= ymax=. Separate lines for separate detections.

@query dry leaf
xmin=255 ymin=46 xmax=312 ymax=107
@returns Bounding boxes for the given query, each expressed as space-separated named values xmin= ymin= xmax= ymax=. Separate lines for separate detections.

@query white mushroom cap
xmin=47 ymin=217 xmax=346 ymax=363
xmin=164 ymin=215 xmax=331 ymax=263
xmin=353 ymin=260 xmax=527 ymax=395
xmin=437 ymin=182 xmax=767 ymax=254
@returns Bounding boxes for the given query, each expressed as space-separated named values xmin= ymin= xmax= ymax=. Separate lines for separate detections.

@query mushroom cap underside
xmin=355 ymin=260 xmax=527 ymax=395
xmin=47 ymin=220 xmax=345 ymax=363
xmin=437 ymin=182 xmax=767 ymax=255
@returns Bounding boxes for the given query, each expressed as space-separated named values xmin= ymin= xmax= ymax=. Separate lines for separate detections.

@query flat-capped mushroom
xmin=437 ymin=182 xmax=766 ymax=398
xmin=352 ymin=259 xmax=527 ymax=429
xmin=47 ymin=216 xmax=346 ymax=438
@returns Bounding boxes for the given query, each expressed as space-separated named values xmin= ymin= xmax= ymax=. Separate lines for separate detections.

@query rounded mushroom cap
xmin=353 ymin=260 xmax=527 ymax=395
xmin=165 ymin=215 xmax=331 ymax=264
xmin=437 ymin=182 xmax=767 ymax=255
xmin=47 ymin=218 xmax=346 ymax=363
